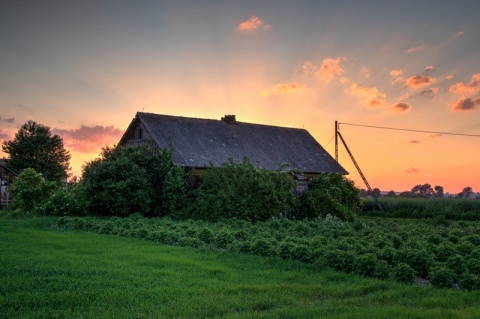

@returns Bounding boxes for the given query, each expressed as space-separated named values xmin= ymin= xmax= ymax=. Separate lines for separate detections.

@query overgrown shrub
xmin=295 ymin=174 xmax=361 ymax=221
xmin=10 ymin=168 xmax=57 ymax=212
xmin=191 ymin=158 xmax=295 ymax=221
xmin=429 ymin=267 xmax=454 ymax=288
xmin=40 ymin=189 xmax=85 ymax=216
xmin=78 ymin=146 xmax=189 ymax=217
xmin=391 ymin=263 xmax=415 ymax=284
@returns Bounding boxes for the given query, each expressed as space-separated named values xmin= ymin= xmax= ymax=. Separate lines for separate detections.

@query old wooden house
xmin=0 ymin=160 xmax=16 ymax=206
xmin=118 ymin=112 xmax=347 ymax=190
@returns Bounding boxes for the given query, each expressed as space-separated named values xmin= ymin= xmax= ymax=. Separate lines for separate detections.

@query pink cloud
xmin=391 ymin=102 xmax=412 ymax=113
xmin=389 ymin=69 xmax=403 ymax=77
xmin=405 ymin=75 xmax=435 ymax=88
xmin=261 ymin=83 xmax=311 ymax=96
xmin=0 ymin=129 xmax=8 ymax=140
xmin=315 ymin=57 xmax=346 ymax=82
xmin=0 ymin=116 xmax=15 ymax=123
xmin=299 ymin=61 xmax=317 ymax=75
xmin=449 ymin=73 xmax=480 ymax=95
xmin=53 ymin=125 xmax=124 ymax=153
xmin=350 ymin=83 xmax=387 ymax=109
xmin=455 ymin=31 xmax=465 ymax=37
xmin=237 ymin=16 xmax=269 ymax=31
xmin=425 ymin=65 xmax=435 ymax=72
xmin=405 ymin=167 xmax=420 ymax=173
xmin=449 ymin=97 xmax=480 ymax=112
xmin=420 ymin=87 xmax=439 ymax=99
xmin=391 ymin=77 xmax=404 ymax=85
xmin=406 ymin=44 xmax=427 ymax=53
xmin=340 ymin=76 xmax=349 ymax=84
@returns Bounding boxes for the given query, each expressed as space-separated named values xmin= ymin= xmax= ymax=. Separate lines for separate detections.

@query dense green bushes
xmin=78 ymin=146 xmax=189 ymax=217
xmin=9 ymin=168 xmax=57 ymax=212
xmin=191 ymin=158 xmax=296 ymax=221
xmin=295 ymin=173 xmax=361 ymax=221
xmin=23 ymin=147 xmax=361 ymax=221
xmin=57 ymin=215 xmax=480 ymax=290
xmin=362 ymin=197 xmax=480 ymax=221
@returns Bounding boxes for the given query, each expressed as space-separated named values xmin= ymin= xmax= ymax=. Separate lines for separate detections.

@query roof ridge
xmin=136 ymin=112 xmax=307 ymax=131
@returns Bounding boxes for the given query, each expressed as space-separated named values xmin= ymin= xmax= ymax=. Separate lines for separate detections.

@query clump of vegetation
xmin=9 ymin=168 xmax=57 ymax=212
xmin=78 ymin=146 xmax=190 ymax=217
xmin=191 ymin=158 xmax=295 ymax=221
xmin=295 ymin=173 xmax=362 ymax=221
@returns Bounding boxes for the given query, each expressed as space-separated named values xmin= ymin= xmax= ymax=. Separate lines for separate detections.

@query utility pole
xmin=335 ymin=121 xmax=384 ymax=212
xmin=335 ymin=120 xmax=338 ymax=162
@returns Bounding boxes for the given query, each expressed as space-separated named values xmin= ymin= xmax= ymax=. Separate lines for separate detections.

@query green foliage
xmin=429 ymin=267 xmax=455 ymax=289
xmin=191 ymin=158 xmax=295 ymax=221
xmin=78 ymin=146 xmax=189 ymax=217
xmin=391 ymin=263 xmax=415 ymax=284
xmin=10 ymin=168 xmax=57 ymax=212
xmin=4 ymin=217 xmax=480 ymax=319
xmin=40 ymin=188 xmax=85 ymax=216
xmin=79 ymin=148 xmax=151 ymax=216
xmin=295 ymin=173 xmax=361 ymax=221
xmin=2 ymin=120 xmax=71 ymax=183
xmin=53 ymin=215 xmax=480 ymax=290
xmin=362 ymin=197 xmax=480 ymax=221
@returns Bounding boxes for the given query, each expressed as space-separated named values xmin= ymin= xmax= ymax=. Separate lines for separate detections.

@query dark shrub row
xmin=362 ymin=197 xmax=480 ymax=221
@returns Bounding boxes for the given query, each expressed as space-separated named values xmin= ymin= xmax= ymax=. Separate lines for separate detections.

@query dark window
xmin=138 ymin=128 xmax=143 ymax=139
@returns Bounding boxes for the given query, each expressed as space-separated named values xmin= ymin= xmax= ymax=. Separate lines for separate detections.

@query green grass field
xmin=1 ymin=216 xmax=479 ymax=318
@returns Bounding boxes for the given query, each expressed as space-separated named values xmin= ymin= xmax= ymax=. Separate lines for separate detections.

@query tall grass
xmin=1 ymin=216 xmax=479 ymax=318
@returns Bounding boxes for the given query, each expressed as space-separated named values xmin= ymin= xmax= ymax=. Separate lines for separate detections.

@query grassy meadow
xmin=1 ymin=216 xmax=480 ymax=318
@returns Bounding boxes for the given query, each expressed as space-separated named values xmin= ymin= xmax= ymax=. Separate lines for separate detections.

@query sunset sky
xmin=1 ymin=1 xmax=480 ymax=193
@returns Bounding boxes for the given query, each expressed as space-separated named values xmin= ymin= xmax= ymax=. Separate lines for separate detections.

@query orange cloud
xmin=237 ymin=16 xmax=269 ymax=31
xmin=405 ymin=75 xmax=435 ymax=88
xmin=409 ymin=140 xmax=420 ymax=144
xmin=53 ymin=125 xmax=124 ymax=153
xmin=299 ymin=61 xmax=316 ymax=75
xmin=391 ymin=102 xmax=412 ymax=113
xmin=420 ymin=87 xmax=439 ymax=99
xmin=449 ymin=97 xmax=480 ymax=112
xmin=406 ymin=44 xmax=426 ymax=53
xmin=315 ymin=57 xmax=346 ymax=82
xmin=405 ymin=167 xmax=420 ymax=173
xmin=425 ymin=65 xmax=435 ymax=72
xmin=449 ymin=73 xmax=480 ymax=95
xmin=340 ymin=76 xmax=349 ymax=84
xmin=350 ymin=83 xmax=387 ymax=109
xmin=389 ymin=69 xmax=403 ymax=77
xmin=261 ymin=83 xmax=311 ymax=96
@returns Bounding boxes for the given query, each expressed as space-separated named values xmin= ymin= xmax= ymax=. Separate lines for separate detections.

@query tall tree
xmin=2 ymin=120 xmax=71 ymax=183
xmin=411 ymin=184 xmax=435 ymax=198
xmin=457 ymin=186 xmax=473 ymax=198
xmin=434 ymin=185 xmax=444 ymax=198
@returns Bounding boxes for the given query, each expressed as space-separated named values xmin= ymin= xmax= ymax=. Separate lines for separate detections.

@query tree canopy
xmin=2 ymin=120 xmax=71 ymax=183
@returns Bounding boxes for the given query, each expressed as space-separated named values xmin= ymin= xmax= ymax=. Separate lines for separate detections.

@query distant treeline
xmin=362 ymin=197 xmax=480 ymax=221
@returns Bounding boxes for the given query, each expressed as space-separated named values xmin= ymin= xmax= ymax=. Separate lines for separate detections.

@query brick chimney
xmin=221 ymin=114 xmax=238 ymax=125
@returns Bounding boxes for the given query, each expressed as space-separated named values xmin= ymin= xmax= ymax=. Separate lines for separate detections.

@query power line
xmin=324 ymin=134 xmax=335 ymax=147
xmin=338 ymin=122 xmax=480 ymax=138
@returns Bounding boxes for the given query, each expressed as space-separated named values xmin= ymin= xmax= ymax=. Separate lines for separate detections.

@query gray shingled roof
xmin=120 ymin=112 xmax=347 ymax=174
